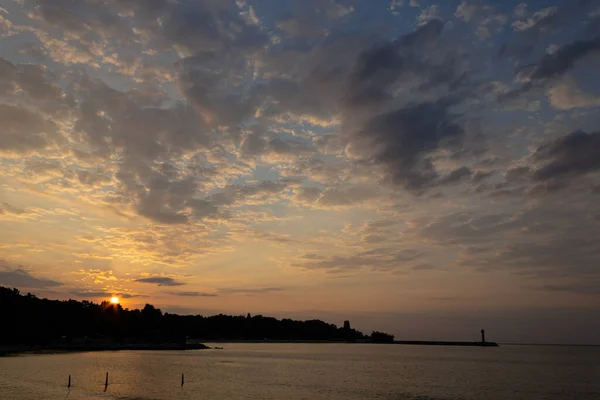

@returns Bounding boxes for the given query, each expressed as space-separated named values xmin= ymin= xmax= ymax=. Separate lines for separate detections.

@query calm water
xmin=0 ymin=344 xmax=598 ymax=400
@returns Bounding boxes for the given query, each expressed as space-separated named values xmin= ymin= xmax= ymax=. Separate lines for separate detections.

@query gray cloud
xmin=500 ymin=20 xmax=600 ymax=102
xmin=0 ymin=262 xmax=62 ymax=288
xmin=256 ymin=19 xmax=474 ymax=192
xmin=135 ymin=277 xmax=185 ymax=286
xmin=499 ymin=0 xmax=597 ymax=59
xmin=30 ymin=0 xmax=127 ymax=38
xmin=354 ymin=100 xmax=464 ymax=190
xmin=274 ymin=0 xmax=354 ymax=39
xmin=293 ymin=248 xmax=423 ymax=273
xmin=421 ymin=212 xmax=520 ymax=245
xmin=218 ymin=287 xmax=285 ymax=295
xmin=471 ymin=170 xmax=495 ymax=183
xmin=419 ymin=201 xmax=600 ymax=285
xmin=0 ymin=202 xmax=27 ymax=215
xmin=536 ymin=284 xmax=600 ymax=295
xmin=344 ymin=19 xmax=462 ymax=111
xmin=295 ymin=186 xmax=323 ymax=203
xmin=0 ymin=104 xmax=57 ymax=154
xmin=317 ymin=186 xmax=382 ymax=207
xmin=506 ymin=166 xmax=531 ymax=182
xmin=438 ymin=167 xmax=473 ymax=185
xmin=533 ymin=131 xmax=600 ymax=181
xmin=163 ymin=0 xmax=268 ymax=53
xmin=411 ymin=263 xmax=438 ymax=271
xmin=0 ymin=58 xmax=63 ymax=102
xmin=166 ymin=291 xmax=218 ymax=297
xmin=77 ymin=170 xmax=112 ymax=187
xmin=240 ymin=133 xmax=316 ymax=160
xmin=529 ymin=37 xmax=600 ymax=82
xmin=0 ymin=58 xmax=18 ymax=95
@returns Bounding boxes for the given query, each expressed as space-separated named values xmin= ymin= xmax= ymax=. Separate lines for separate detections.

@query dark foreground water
xmin=0 ymin=343 xmax=598 ymax=400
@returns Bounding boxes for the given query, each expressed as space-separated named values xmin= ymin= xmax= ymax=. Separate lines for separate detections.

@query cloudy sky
xmin=1 ymin=0 xmax=599 ymax=344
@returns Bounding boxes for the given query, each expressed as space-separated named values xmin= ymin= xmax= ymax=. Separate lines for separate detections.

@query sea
xmin=0 ymin=343 xmax=598 ymax=400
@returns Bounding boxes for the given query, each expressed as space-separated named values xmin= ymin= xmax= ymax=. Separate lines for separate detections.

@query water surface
xmin=0 ymin=343 xmax=598 ymax=399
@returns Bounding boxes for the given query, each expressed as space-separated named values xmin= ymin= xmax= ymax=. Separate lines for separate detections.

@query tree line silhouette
xmin=0 ymin=287 xmax=394 ymax=347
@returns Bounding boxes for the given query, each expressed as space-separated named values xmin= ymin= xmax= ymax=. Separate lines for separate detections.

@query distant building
xmin=343 ymin=320 xmax=351 ymax=330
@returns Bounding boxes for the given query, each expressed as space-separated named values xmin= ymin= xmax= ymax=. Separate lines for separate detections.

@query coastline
xmin=394 ymin=340 xmax=499 ymax=347
xmin=1 ymin=340 xmax=500 ymax=357
xmin=201 ymin=339 xmax=499 ymax=347
xmin=0 ymin=343 xmax=210 ymax=357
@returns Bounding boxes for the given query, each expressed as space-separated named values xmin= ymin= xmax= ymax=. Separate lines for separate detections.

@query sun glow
xmin=110 ymin=296 xmax=119 ymax=304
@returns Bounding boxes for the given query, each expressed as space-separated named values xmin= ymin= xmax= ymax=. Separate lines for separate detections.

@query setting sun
xmin=110 ymin=297 xmax=119 ymax=304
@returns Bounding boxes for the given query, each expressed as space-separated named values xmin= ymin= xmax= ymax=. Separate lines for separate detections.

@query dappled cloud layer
xmin=1 ymin=0 xmax=599 ymax=343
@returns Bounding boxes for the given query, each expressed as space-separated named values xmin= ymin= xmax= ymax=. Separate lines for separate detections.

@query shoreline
xmin=1 ymin=340 xmax=500 ymax=356
xmin=0 ymin=343 xmax=210 ymax=357
xmin=202 ymin=339 xmax=499 ymax=347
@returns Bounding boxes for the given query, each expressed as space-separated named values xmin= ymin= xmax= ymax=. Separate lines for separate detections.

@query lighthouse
xmin=481 ymin=329 xmax=486 ymax=344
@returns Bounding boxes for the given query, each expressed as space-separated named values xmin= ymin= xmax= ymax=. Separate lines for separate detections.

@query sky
xmin=0 ymin=0 xmax=599 ymax=345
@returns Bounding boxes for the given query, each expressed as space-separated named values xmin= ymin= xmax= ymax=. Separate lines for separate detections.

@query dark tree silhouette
xmin=371 ymin=331 xmax=395 ymax=343
xmin=0 ymin=287 xmax=391 ymax=347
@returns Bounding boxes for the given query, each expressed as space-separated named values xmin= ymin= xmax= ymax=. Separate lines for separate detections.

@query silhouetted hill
xmin=0 ymin=287 xmax=392 ymax=348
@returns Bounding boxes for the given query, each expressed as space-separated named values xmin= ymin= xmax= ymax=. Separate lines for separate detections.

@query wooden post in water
xmin=104 ymin=372 xmax=108 ymax=392
xmin=181 ymin=373 xmax=184 ymax=387
xmin=67 ymin=374 xmax=71 ymax=389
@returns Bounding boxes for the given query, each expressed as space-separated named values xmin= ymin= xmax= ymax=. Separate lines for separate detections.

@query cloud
xmin=275 ymin=0 xmax=353 ymax=38
xmin=529 ymin=37 xmax=600 ymax=82
xmin=438 ymin=167 xmax=473 ymax=185
xmin=239 ymin=132 xmax=316 ymax=161
xmin=135 ymin=276 xmax=185 ymax=287
xmin=218 ymin=287 xmax=285 ymax=295
xmin=411 ymin=263 xmax=438 ymax=271
xmin=500 ymin=0 xmax=597 ymax=58
xmin=471 ymin=170 xmax=495 ymax=183
xmin=511 ymin=6 xmax=558 ymax=32
xmin=0 ymin=58 xmax=63 ymax=101
xmin=420 ymin=212 xmax=513 ymax=245
xmin=351 ymin=100 xmax=464 ymax=190
xmin=417 ymin=5 xmax=440 ymax=25
xmin=294 ymin=186 xmax=323 ymax=203
xmin=536 ymin=283 xmax=600 ymax=295
xmin=74 ymin=269 xmax=117 ymax=284
xmin=514 ymin=3 xmax=528 ymax=18
xmin=454 ymin=2 xmax=508 ymax=40
xmin=166 ymin=291 xmax=218 ymax=297
xmin=0 ymin=103 xmax=57 ymax=156
xmin=0 ymin=261 xmax=62 ymax=288
xmin=29 ymin=0 xmax=128 ymax=39
xmin=533 ymin=131 xmax=600 ymax=181
xmin=0 ymin=202 xmax=27 ymax=216
xmin=421 ymin=201 xmax=600 ymax=284
xmin=455 ymin=1 xmax=478 ymax=22
xmin=547 ymin=76 xmax=600 ymax=110
xmin=500 ymin=15 xmax=600 ymax=102
xmin=500 ymin=36 xmax=600 ymax=102
xmin=317 ymin=185 xmax=383 ymax=208
xmin=292 ymin=248 xmax=423 ymax=273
